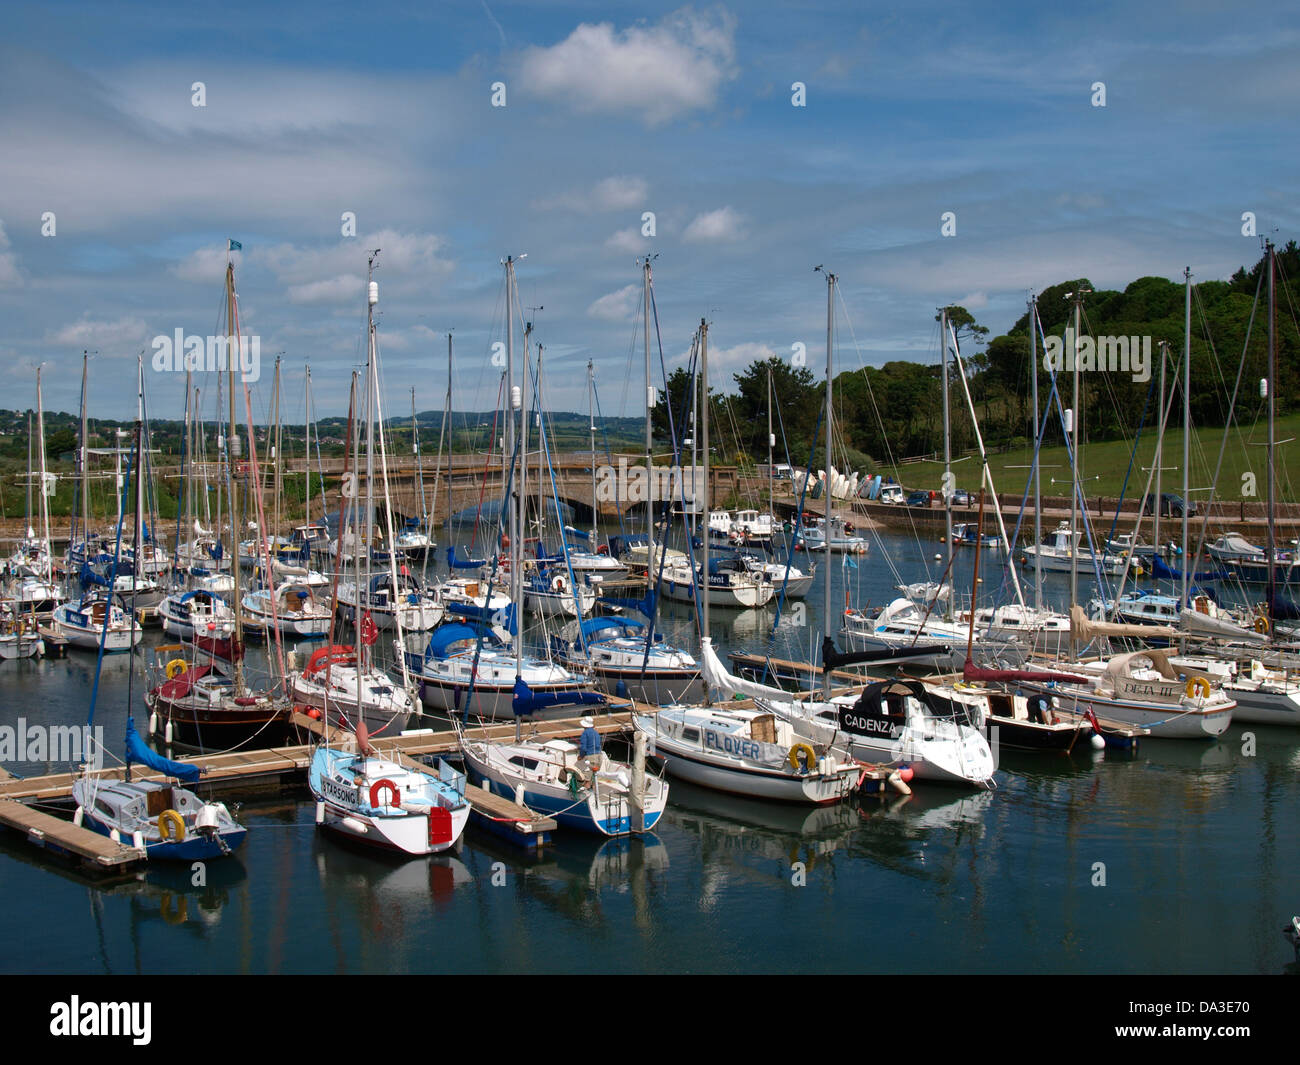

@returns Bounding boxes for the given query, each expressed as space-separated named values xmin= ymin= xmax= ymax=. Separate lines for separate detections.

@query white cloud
xmin=537 ymin=175 xmax=649 ymax=214
xmin=586 ymin=283 xmax=640 ymax=321
xmin=172 ymin=243 xmax=241 ymax=283
xmin=287 ymin=275 xmax=362 ymax=305
xmin=592 ymin=176 xmax=649 ymax=210
xmin=606 ymin=226 xmax=648 ymax=253
xmin=48 ymin=315 xmax=149 ymax=349
xmin=0 ymin=219 xmax=21 ymax=286
xmin=683 ymin=205 xmax=745 ymax=243
xmin=520 ymin=8 xmax=737 ymax=124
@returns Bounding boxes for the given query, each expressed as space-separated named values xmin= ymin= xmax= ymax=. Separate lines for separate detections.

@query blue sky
xmin=1 ymin=1 xmax=1296 ymax=424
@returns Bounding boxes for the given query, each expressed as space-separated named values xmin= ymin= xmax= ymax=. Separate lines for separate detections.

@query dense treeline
xmin=656 ymin=243 xmax=1300 ymax=471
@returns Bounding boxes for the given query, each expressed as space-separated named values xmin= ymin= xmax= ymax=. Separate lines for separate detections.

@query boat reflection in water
xmin=664 ymin=778 xmax=862 ymax=887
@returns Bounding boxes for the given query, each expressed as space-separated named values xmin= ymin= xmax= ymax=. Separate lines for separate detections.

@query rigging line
xmin=833 ymin=285 xmax=911 ymax=589
xmin=1188 ymin=264 xmax=1265 ymax=582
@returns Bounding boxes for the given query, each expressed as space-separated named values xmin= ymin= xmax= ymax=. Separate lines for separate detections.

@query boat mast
xmin=225 ymin=260 xmax=245 ymax=694
xmin=700 ymin=317 xmax=711 ymax=705
xmin=35 ymin=367 xmax=52 ymax=582
xmin=940 ymin=307 xmax=953 ymax=583
xmin=1155 ymin=341 xmax=1167 ymax=563
xmin=767 ymin=363 xmax=774 ymax=522
xmin=1267 ymin=241 xmax=1277 ymax=624
xmin=1181 ymin=267 xmax=1192 ymax=607
xmin=364 ymin=251 xmax=379 ymax=672
xmin=1067 ymin=288 xmax=1087 ymax=655
xmin=642 ymin=256 xmax=655 ymax=565
xmin=1029 ymin=298 xmax=1042 ymax=613
xmin=78 ymin=355 xmax=89 ymax=561
xmin=821 ymin=268 xmax=836 ymax=700
xmin=588 ymin=359 xmax=597 ymax=541
xmin=504 ymin=255 xmax=522 ymax=666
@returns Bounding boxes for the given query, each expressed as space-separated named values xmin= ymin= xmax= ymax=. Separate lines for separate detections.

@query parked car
xmin=949 ymin=489 xmax=972 ymax=506
xmin=906 ymin=490 xmax=931 ymax=508
xmin=878 ymin=485 xmax=905 ymax=505
xmin=1141 ymin=492 xmax=1197 ymax=518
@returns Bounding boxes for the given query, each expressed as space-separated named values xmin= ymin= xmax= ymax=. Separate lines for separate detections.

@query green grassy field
xmin=873 ymin=411 xmax=1300 ymax=503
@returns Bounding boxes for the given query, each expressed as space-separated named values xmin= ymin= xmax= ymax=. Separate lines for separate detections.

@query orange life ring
xmin=369 ymin=778 xmax=401 ymax=808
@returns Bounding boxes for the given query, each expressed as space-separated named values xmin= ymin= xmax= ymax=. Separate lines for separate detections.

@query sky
xmin=1 ymin=0 xmax=1296 ymax=425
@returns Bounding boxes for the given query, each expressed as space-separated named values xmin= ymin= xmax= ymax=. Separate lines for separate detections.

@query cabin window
xmin=681 ymin=727 xmax=700 ymax=743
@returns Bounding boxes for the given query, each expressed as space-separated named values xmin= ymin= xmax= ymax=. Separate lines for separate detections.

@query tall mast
xmin=272 ymin=355 xmax=283 ymax=544
xmin=1067 ymin=288 xmax=1087 ymax=649
xmin=642 ymin=257 xmax=655 ymax=560
xmin=1267 ymin=241 xmax=1277 ymax=622
xmin=79 ymin=355 xmax=89 ymax=555
xmin=225 ymin=260 xmax=245 ymax=693
xmin=588 ymin=359 xmax=597 ymax=541
xmin=700 ymin=318 xmax=711 ymax=704
xmin=767 ymin=364 xmax=774 ymax=521
xmin=821 ymin=268 xmax=836 ymax=700
xmin=364 ymin=250 xmax=379 ymax=669
xmin=940 ymin=307 xmax=953 ymax=580
xmin=1155 ymin=341 xmax=1167 ymax=563
xmin=35 ymin=367 xmax=52 ymax=581
xmin=521 ymin=319 xmax=532 ymax=550
xmin=1181 ymin=266 xmax=1192 ymax=606
xmin=1029 ymin=298 xmax=1042 ymax=613
xmin=304 ymin=365 xmax=312 ymax=524
xmin=504 ymin=255 xmax=521 ymax=664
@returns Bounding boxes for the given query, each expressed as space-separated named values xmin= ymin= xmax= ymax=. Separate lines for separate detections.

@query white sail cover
xmin=701 ymin=637 xmax=790 ymax=701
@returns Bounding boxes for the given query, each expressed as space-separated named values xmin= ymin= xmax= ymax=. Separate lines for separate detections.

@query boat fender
xmin=195 ymin=803 xmax=221 ymax=832
xmin=896 ymin=766 xmax=914 ymax=783
xmin=315 ymin=801 xmax=325 ymax=824
xmin=164 ymin=720 xmax=173 ymax=745
xmin=1090 ymin=732 xmax=1106 ymax=750
xmin=1185 ymin=676 xmax=1212 ymax=701
xmin=157 ymin=809 xmax=186 ymax=842
xmin=341 ymin=816 xmax=369 ymax=834
xmin=565 ymin=768 xmax=582 ymax=798
xmin=148 ymin=711 xmax=158 ymax=736
xmin=786 ymin=743 xmax=817 ymax=774
xmin=369 ymin=778 xmax=401 ymax=809
xmin=164 ymin=657 xmax=188 ymax=679
xmin=887 ymin=770 xmax=912 ymax=796
xmin=73 ymin=805 xmax=84 ymax=827
xmin=132 ymin=830 xmax=145 ymax=851
xmin=110 ymin=828 xmax=121 ymax=844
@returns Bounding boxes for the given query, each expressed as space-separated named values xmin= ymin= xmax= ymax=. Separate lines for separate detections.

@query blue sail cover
xmin=124 ymin=718 xmax=200 ymax=783
xmin=446 ymin=545 xmax=488 ymax=569
xmin=424 ymin=621 xmax=503 ymax=660
xmin=579 ymin=615 xmax=645 ymax=642
xmin=511 ymin=676 xmax=604 ymax=717
xmin=596 ymin=589 xmax=657 ymax=620
xmin=1149 ymin=555 xmax=1229 ymax=582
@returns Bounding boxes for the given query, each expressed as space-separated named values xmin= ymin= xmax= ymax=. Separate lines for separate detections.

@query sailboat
xmin=73 ymin=419 xmax=246 ymax=859
xmin=635 ymin=303 xmax=866 ymax=803
xmin=146 ymin=250 xmax=295 ymax=750
xmin=290 ymin=259 xmax=418 ymax=738
xmin=309 ymin=720 xmax=471 ymax=856
xmin=413 ymin=255 xmax=600 ymax=722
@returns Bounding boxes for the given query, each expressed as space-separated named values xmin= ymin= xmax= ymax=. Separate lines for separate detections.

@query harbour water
xmin=2 ymin=531 xmax=1298 ymax=974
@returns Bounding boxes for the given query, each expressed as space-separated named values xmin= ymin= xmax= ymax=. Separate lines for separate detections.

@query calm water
xmin=2 ymin=530 xmax=1298 ymax=974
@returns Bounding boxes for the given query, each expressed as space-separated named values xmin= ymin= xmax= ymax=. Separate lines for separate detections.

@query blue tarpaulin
xmin=124 ymin=717 xmax=200 ymax=783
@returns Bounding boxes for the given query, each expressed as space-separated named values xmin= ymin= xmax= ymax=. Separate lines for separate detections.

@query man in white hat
xmin=578 ymin=715 xmax=602 ymax=769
